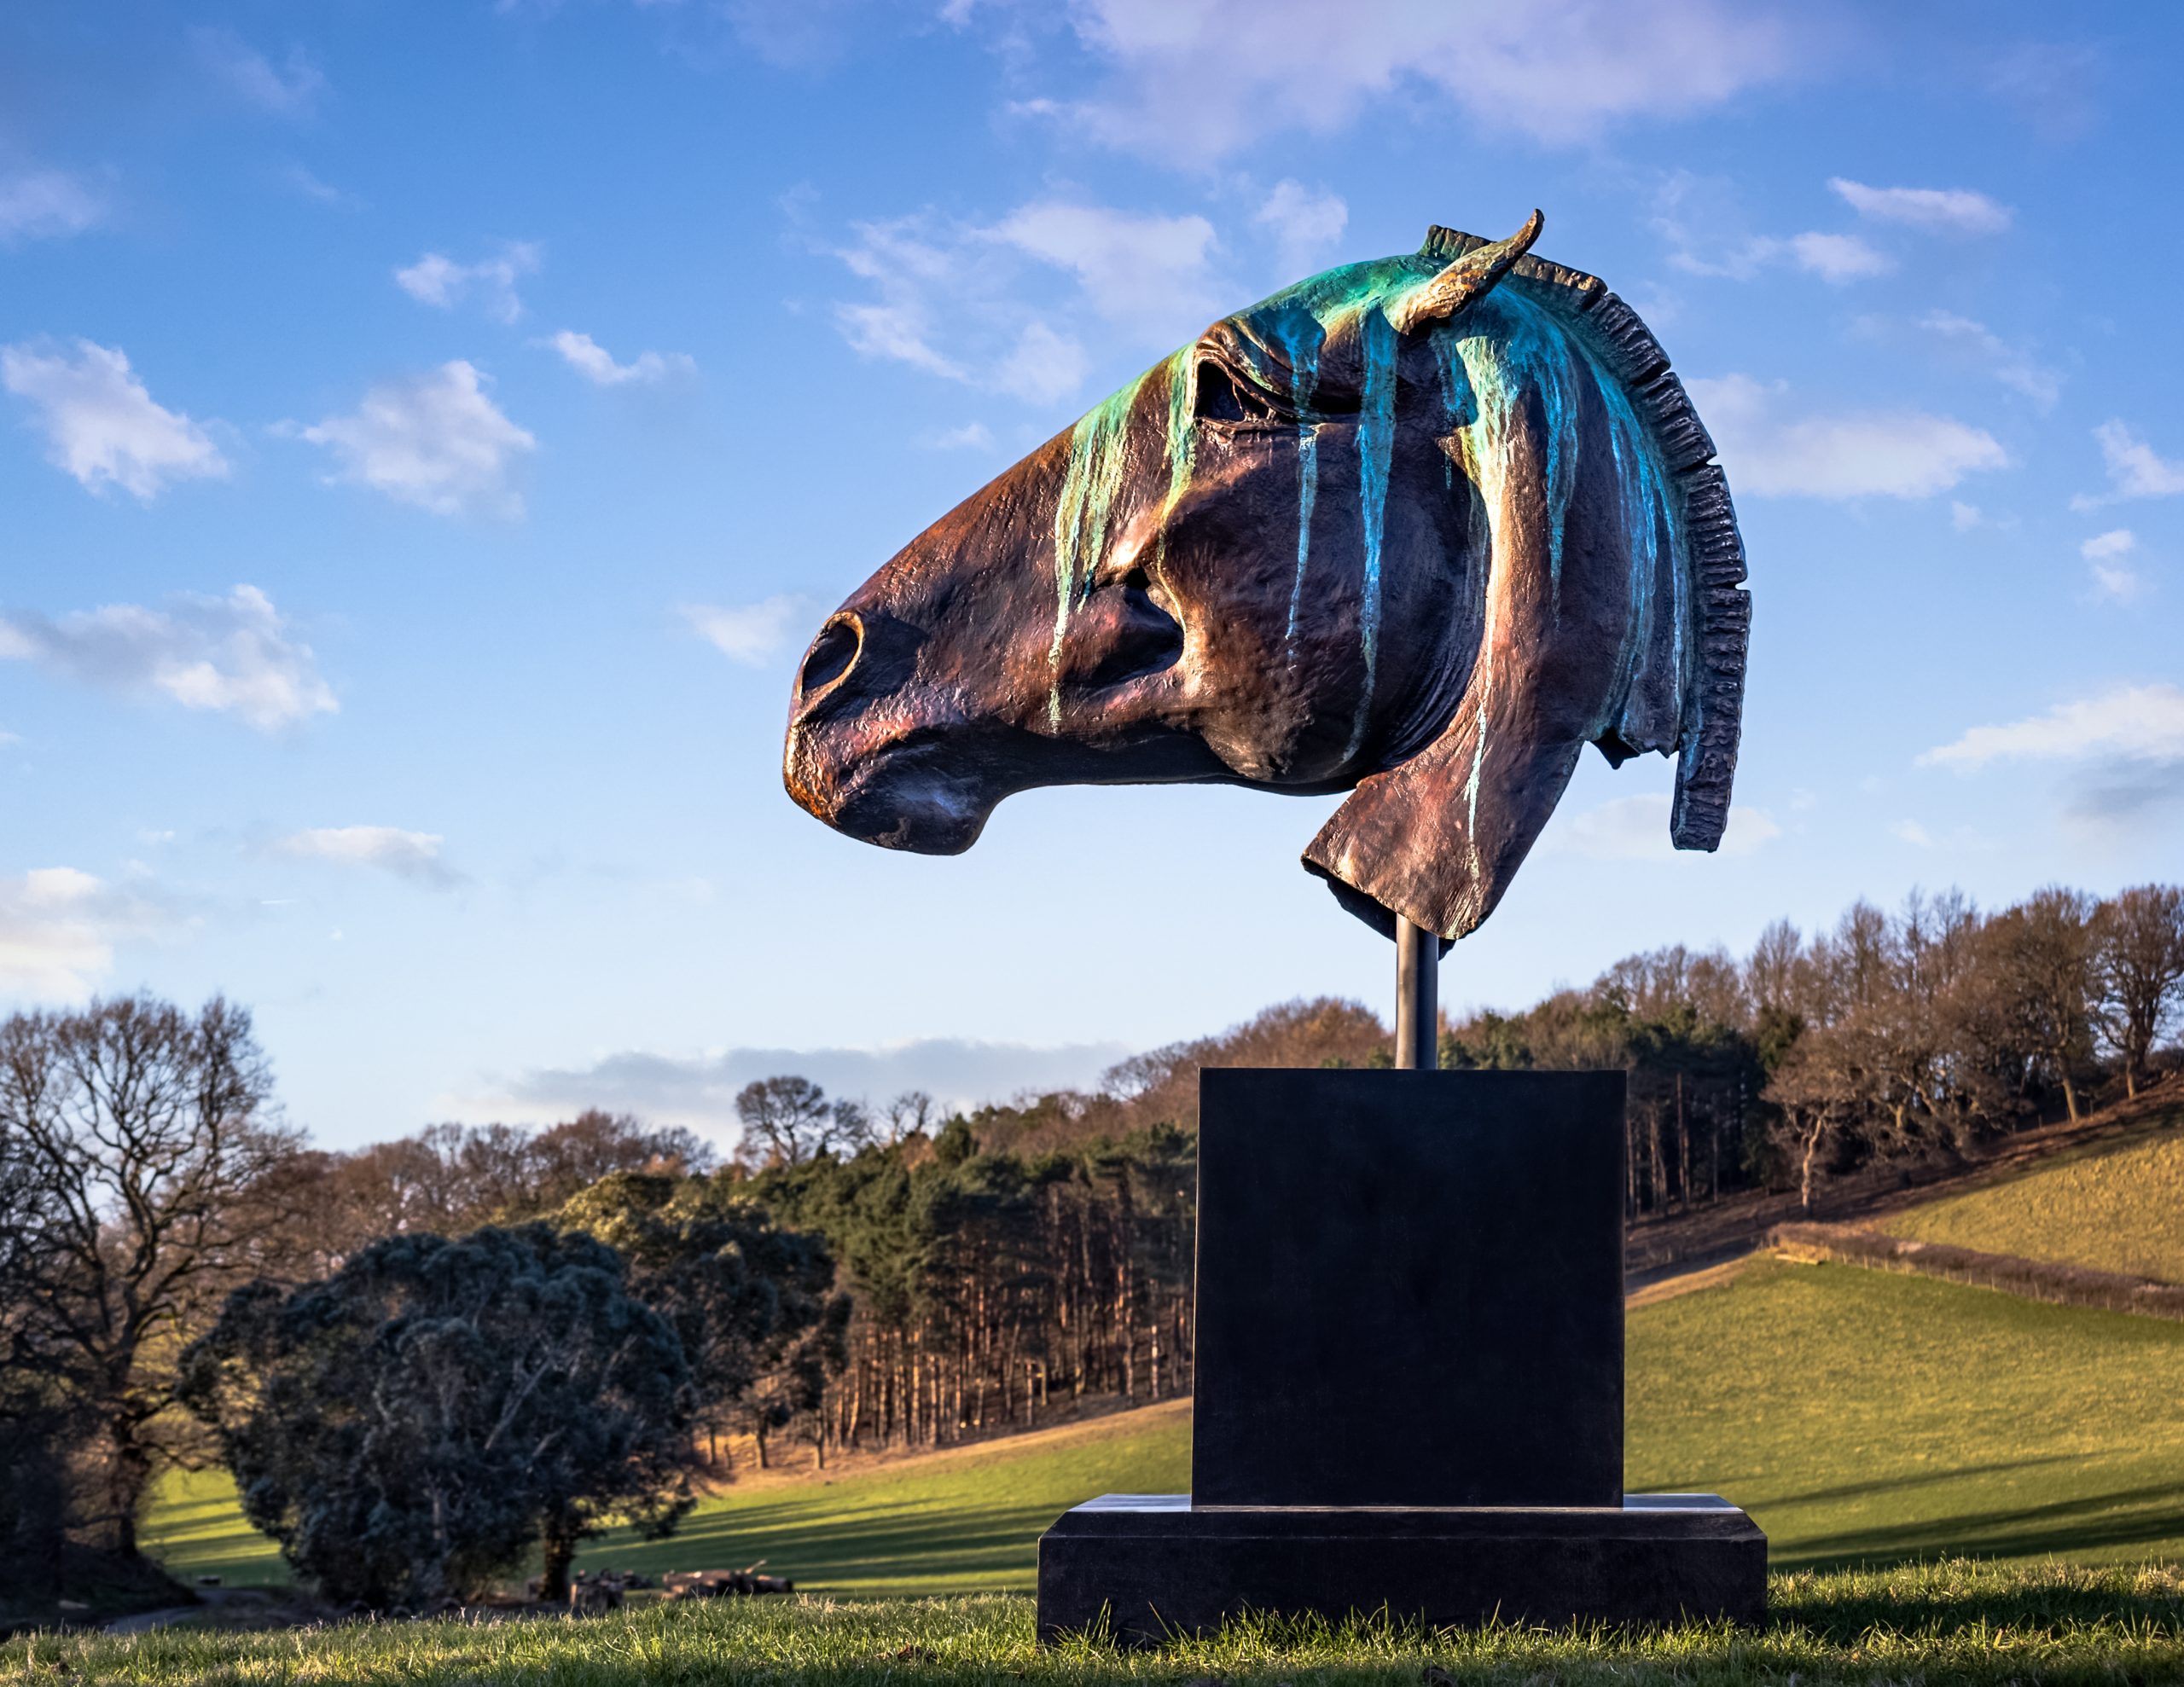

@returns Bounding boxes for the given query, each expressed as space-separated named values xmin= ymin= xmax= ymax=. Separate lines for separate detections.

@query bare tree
xmin=2093 ymin=884 xmax=2184 ymax=1099
xmin=882 ymin=1090 xmax=938 ymax=1145
xmin=0 ymin=995 xmax=298 ymax=1555
xmin=1987 ymin=887 xmax=2099 ymax=1122
xmin=734 ymin=1075 xmax=873 ymax=1169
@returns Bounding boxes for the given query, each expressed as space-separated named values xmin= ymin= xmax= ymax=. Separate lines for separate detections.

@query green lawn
xmin=1887 ymin=1106 xmax=2184 ymax=1282
xmin=15 ymin=1562 xmax=2184 ymax=1686
xmin=145 ymin=1260 xmax=2184 ymax=1596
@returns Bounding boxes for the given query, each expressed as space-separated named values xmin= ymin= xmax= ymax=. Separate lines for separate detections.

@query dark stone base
xmin=1036 ymin=1494 xmax=1767 ymax=1644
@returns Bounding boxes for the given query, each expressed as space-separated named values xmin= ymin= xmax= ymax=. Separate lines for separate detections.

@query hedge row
xmin=1768 ymin=1221 xmax=2184 ymax=1321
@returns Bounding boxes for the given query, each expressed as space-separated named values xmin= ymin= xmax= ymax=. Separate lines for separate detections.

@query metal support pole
xmin=1395 ymin=915 xmax=1438 ymax=1070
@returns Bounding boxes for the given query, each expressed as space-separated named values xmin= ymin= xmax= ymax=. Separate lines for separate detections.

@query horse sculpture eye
xmin=1193 ymin=358 xmax=1281 ymax=426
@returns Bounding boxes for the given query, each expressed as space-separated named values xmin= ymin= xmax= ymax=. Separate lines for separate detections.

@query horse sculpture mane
xmin=783 ymin=214 xmax=1751 ymax=947
xmin=1411 ymin=222 xmax=1748 ymax=852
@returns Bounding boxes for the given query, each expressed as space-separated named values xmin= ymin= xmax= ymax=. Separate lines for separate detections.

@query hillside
xmin=1881 ymin=1102 xmax=2184 ymax=1283
xmin=146 ymin=1256 xmax=2184 ymax=1593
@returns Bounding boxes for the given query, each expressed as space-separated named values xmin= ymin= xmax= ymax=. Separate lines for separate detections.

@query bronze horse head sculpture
xmin=783 ymin=213 xmax=1750 ymax=942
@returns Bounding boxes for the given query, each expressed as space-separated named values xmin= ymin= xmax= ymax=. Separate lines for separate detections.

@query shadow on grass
xmin=1776 ymin=1479 xmax=2184 ymax=1572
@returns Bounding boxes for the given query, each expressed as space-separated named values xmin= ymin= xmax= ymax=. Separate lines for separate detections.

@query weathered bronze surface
xmin=784 ymin=213 xmax=1750 ymax=942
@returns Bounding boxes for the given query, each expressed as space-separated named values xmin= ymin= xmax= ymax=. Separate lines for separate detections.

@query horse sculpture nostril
xmin=799 ymin=615 xmax=862 ymax=699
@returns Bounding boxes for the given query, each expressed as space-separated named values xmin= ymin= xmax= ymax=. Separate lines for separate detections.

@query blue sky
xmin=3 ymin=1 xmax=2179 ymax=1151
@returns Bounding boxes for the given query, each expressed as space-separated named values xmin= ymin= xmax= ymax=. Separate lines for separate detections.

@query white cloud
xmin=1921 ymin=684 xmax=2184 ymax=771
xmin=193 ymin=26 xmax=325 ymax=115
xmin=1890 ymin=820 xmax=1934 ymax=848
xmin=543 ymin=329 xmax=695 ymax=386
xmin=483 ymin=1035 xmax=1134 ymax=1138
xmin=1551 ymin=791 xmax=1780 ymax=860
xmin=394 ymin=243 xmax=541 ymax=324
xmin=1787 ymin=231 xmax=1891 ymax=283
xmin=1255 ymin=180 xmax=1348 ymax=276
xmin=921 ymin=422 xmax=996 ymax=451
xmin=0 ymin=585 xmax=337 ymax=731
xmin=299 ymin=361 xmax=536 ymax=518
xmin=2080 ymin=529 xmax=2145 ymax=603
xmin=1690 ymin=374 xmax=2007 ymax=499
xmin=276 ymin=826 xmax=459 ymax=888
xmin=1036 ymin=0 xmax=1796 ymax=163
xmin=281 ymin=164 xmax=357 ymax=208
xmin=0 ymin=867 xmax=189 ymax=1000
xmin=0 ymin=168 xmax=106 ymax=243
xmin=1654 ymin=174 xmax=1889 ymax=287
xmin=681 ymin=596 xmax=807 ymax=666
xmin=1 ymin=339 xmax=228 ymax=500
xmin=992 ymin=321 xmax=1090 ymax=405
xmin=989 ymin=201 xmax=1222 ymax=342
xmin=1828 ymin=178 xmax=2013 ymax=235
xmin=1914 ymin=310 xmax=2061 ymax=409
xmin=1950 ymin=501 xmax=1983 ymax=532
xmin=833 ymin=201 xmax=1197 ymax=405
xmin=2078 ymin=420 xmax=2184 ymax=507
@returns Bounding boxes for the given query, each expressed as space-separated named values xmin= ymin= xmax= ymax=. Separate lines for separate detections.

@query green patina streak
xmin=1048 ymin=369 xmax=1153 ymax=728
xmin=1340 ymin=306 xmax=1399 ymax=762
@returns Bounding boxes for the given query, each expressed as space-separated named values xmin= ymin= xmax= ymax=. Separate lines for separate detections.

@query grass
xmin=1888 ymin=1104 xmax=2184 ymax=1282
xmin=10 ymin=1561 xmax=2184 ymax=1686
xmin=144 ymin=1260 xmax=2184 ymax=1595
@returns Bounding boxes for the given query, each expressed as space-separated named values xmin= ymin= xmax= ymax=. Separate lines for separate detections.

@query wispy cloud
xmin=299 ymin=361 xmax=536 ymax=518
xmin=2 ymin=339 xmax=228 ymax=500
xmin=0 ymin=867 xmax=189 ymax=1000
xmin=1828 ymin=177 xmax=2013 ymax=235
xmin=680 ymin=596 xmax=808 ymax=666
xmin=1921 ymin=682 xmax=2184 ymax=829
xmin=1017 ymin=0 xmax=1797 ymax=164
xmin=920 ymin=421 xmax=996 ymax=451
xmin=2080 ymin=528 xmax=2146 ymax=603
xmin=831 ymin=197 xmax=1221 ymax=405
xmin=276 ymin=826 xmax=461 ymax=888
xmin=280 ymin=164 xmax=357 ymax=208
xmin=1254 ymin=180 xmax=1348 ymax=277
xmin=1653 ymin=173 xmax=1889 ymax=286
xmin=1914 ymin=310 xmax=2061 ymax=409
xmin=0 ymin=585 xmax=336 ymax=730
xmin=543 ymin=330 xmax=695 ymax=386
xmin=0 ymin=167 xmax=107 ymax=244
xmin=394 ymin=242 xmax=541 ymax=324
xmin=485 ymin=1035 xmax=1132 ymax=1137
xmin=2075 ymin=419 xmax=2184 ymax=509
xmin=1549 ymin=791 xmax=1780 ymax=860
xmin=1690 ymin=374 xmax=2007 ymax=499
xmin=1785 ymin=231 xmax=1891 ymax=283
xmin=192 ymin=26 xmax=326 ymax=116
xmin=990 ymin=201 xmax=1223 ymax=340
xmin=1921 ymin=683 xmax=2184 ymax=770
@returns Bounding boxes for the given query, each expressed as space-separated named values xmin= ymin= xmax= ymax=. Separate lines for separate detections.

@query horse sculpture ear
xmin=1385 ymin=209 xmax=1544 ymax=335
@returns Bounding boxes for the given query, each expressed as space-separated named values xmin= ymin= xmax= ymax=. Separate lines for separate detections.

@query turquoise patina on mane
xmin=1043 ymin=245 xmax=1694 ymax=768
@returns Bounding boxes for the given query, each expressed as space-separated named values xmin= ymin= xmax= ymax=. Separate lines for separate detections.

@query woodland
xmin=2 ymin=880 xmax=2177 ymax=1610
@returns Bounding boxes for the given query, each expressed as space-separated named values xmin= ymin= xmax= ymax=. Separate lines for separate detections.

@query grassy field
xmin=1887 ymin=1105 xmax=2184 ymax=1282
xmin=12 ymin=1562 xmax=2184 ymax=1686
xmin=143 ymin=1259 xmax=2184 ymax=1595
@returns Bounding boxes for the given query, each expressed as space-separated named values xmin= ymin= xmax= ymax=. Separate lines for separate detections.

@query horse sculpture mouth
xmin=804 ymin=735 xmax=996 ymax=855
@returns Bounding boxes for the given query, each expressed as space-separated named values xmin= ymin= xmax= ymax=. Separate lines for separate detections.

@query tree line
xmin=2 ymin=880 xmax=2175 ymax=1606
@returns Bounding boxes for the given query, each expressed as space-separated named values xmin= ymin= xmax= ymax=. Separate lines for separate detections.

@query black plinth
xmin=1193 ymin=1069 xmax=1626 ymax=1507
xmin=1034 ymin=1070 xmax=1767 ymax=1644
xmin=1037 ymin=1493 xmax=1769 ymax=1643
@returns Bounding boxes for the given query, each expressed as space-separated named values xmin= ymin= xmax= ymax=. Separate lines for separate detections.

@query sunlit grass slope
xmin=17 ymin=1562 xmax=2184 ymax=1687
xmin=146 ymin=1260 xmax=2184 ymax=1593
xmin=1886 ymin=1105 xmax=2184 ymax=1282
